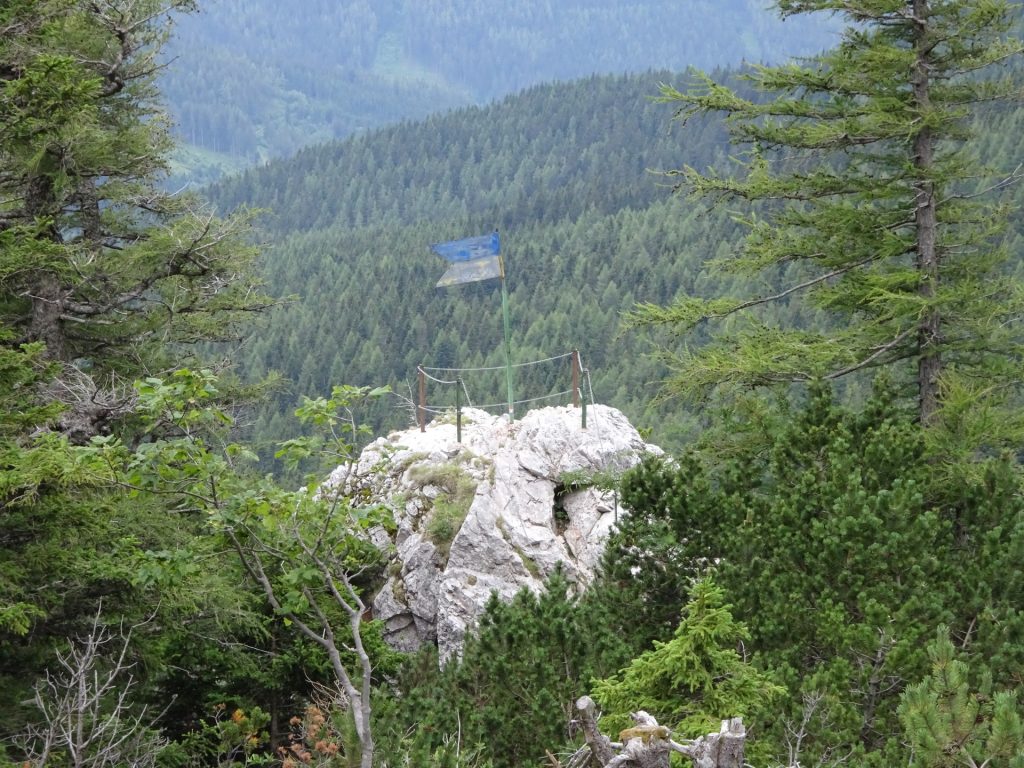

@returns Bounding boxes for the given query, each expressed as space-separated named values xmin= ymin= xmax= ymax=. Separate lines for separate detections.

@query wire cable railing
xmin=470 ymin=388 xmax=575 ymax=410
xmin=421 ymin=350 xmax=575 ymax=373
xmin=415 ymin=350 xmax=594 ymax=438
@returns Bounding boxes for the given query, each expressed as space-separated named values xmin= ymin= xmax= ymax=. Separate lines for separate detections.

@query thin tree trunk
xmin=24 ymin=167 xmax=69 ymax=361
xmin=912 ymin=0 xmax=941 ymax=425
xmin=352 ymin=611 xmax=375 ymax=768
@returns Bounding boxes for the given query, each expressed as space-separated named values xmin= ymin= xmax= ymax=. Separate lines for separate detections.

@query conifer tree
xmin=373 ymin=569 xmax=636 ymax=768
xmin=591 ymin=578 xmax=782 ymax=746
xmin=0 ymin=0 xmax=275 ymax=746
xmin=633 ymin=0 xmax=1023 ymax=434
xmin=0 ymin=0 xmax=271 ymax=441
xmin=899 ymin=628 xmax=1024 ymax=768
xmin=616 ymin=385 xmax=945 ymax=759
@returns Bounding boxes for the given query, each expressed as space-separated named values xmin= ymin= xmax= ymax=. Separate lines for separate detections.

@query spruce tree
xmin=633 ymin=0 xmax=1023 ymax=436
xmin=0 ymin=0 xmax=271 ymax=441
xmin=591 ymin=578 xmax=783 ymax=749
xmin=0 ymin=0 xmax=275 ymax=747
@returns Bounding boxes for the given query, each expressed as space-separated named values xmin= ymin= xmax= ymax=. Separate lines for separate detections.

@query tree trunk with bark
xmin=912 ymin=0 xmax=942 ymax=426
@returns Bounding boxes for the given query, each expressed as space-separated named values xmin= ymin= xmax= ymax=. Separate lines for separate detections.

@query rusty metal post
xmin=572 ymin=350 xmax=580 ymax=408
xmin=418 ymin=366 xmax=426 ymax=432
xmin=581 ymin=368 xmax=588 ymax=429
xmin=456 ymin=378 xmax=463 ymax=443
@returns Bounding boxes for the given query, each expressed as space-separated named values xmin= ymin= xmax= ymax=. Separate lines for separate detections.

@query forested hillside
xmin=207 ymin=61 xmax=1024 ymax=457
xmin=206 ymin=71 xmax=745 ymax=452
xmin=5 ymin=2 xmax=1024 ymax=768
xmin=161 ymin=0 xmax=838 ymax=180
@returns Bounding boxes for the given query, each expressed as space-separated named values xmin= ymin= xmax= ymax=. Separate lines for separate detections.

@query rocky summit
xmin=323 ymin=404 xmax=662 ymax=660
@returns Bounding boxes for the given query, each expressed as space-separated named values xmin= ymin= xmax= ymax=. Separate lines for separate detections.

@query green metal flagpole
xmin=499 ymin=254 xmax=514 ymax=421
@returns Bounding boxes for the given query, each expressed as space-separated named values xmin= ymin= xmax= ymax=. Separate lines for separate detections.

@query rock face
xmin=325 ymin=404 xmax=661 ymax=660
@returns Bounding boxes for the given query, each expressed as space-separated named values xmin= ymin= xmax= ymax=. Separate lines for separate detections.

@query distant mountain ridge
xmin=161 ymin=0 xmax=837 ymax=181
xmin=210 ymin=71 xmax=729 ymax=236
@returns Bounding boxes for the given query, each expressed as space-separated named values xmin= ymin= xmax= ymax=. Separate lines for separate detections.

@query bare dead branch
xmin=14 ymin=606 xmax=167 ymax=768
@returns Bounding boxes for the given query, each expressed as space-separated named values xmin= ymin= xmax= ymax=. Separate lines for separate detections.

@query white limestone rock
xmin=329 ymin=404 xmax=660 ymax=660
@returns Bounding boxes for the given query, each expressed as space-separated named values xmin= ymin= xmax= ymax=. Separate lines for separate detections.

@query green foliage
xmin=0 ymin=410 xmax=278 ymax=755
xmin=0 ymin=338 xmax=395 ymax=760
xmin=0 ymin=0 xmax=273 ymax=393
xmin=0 ymin=337 xmax=70 ymax=639
xmin=557 ymin=466 xmax=623 ymax=492
xmin=0 ymin=1 xmax=384 ymax=763
xmin=7 ymin=4 xmax=1024 ymax=768
xmin=587 ymin=451 xmax=712 ymax=651
xmin=374 ymin=569 xmax=635 ymax=768
xmin=275 ymin=384 xmax=391 ymax=478
xmin=899 ymin=628 xmax=1024 ymax=768
xmin=633 ymin=0 xmax=1024 ymax=444
xmin=424 ymin=499 xmax=469 ymax=561
xmin=204 ymin=69 xmax=760 ymax=457
xmin=408 ymin=460 xmax=478 ymax=501
xmin=613 ymin=381 xmax=1024 ymax=764
xmin=78 ymin=369 xmax=398 ymax=765
xmin=165 ymin=705 xmax=271 ymax=768
xmin=409 ymin=459 xmax=479 ymax=560
xmin=592 ymin=578 xmax=782 ymax=749
xmin=201 ymin=45 xmax=1024 ymax=461
xmin=0 ymin=366 xmax=309 ymax=755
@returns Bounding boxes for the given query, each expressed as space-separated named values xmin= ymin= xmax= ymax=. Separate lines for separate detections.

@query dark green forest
xmin=206 ymin=71 xmax=766 ymax=455
xmin=3 ymin=1 xmax=1024 ymax=768
xmin=160 ymin=0 xmax=838 ymax=180
xmin=207 ymin=60 xmax=1024 ymax=461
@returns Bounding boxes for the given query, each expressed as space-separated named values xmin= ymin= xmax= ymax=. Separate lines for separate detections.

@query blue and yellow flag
xmin=431 ymin=232 xmax=502 ymax=287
